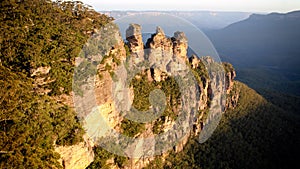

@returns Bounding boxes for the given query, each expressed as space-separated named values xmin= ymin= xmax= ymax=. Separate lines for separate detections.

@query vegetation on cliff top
xmin=1 ymin=0 xmax=111 ymax=95
xmin=0 ymin=65 xmax=84 ymax=168
xmin=0 ymin=0 xmax=110 ymax=168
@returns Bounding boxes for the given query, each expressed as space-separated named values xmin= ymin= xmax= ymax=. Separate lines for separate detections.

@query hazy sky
xmin=80 ymin=0 xmax=300 ymax=12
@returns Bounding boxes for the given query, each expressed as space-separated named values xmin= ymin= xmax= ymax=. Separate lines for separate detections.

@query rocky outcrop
xmin=30 ymin=66 xmax=53 ymax=95
xmin=145 ymin=27 xmax=173 ymax=73
xmin=223 ymin=62 xmax=236 ymax=94
xmin=55 ymin=136 xmax=94 ymax=169
xmin=30 ymin=66 xmax=51 ymax=77
xmin=126 ymin=24 xmax=143 ymax=53
xmin=226 ymin=82 xmax=240 ymax=109
xmin=58 ymin=23 xmax=238 ymax=169
xmin=54 ymin=22 xmax=127 ymax=169
xmin=172 ymin=31 xmax=188 ymax=61
xmin=189 ymin=55 xmax=201 ymax=68
xmin=126 ymin=24 xmax=144 ymax=63
xmin=118 ymin=25 xmax=237 ymax=166
xmin=111 ymin=26 xmax=198 ymax=165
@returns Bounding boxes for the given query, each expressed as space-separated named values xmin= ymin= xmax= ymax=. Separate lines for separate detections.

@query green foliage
xmin=237 ymin=67 xmax=300 ymax=96
xmin=87 ymin=146 xmax=114 ymax=169
xmin=97 ymin=52 xmax=121 ymax=82
xmin=116 ymin=68 xmax=183 ymax=138
xmin=87 ymin=146 xmax=128 ymax=169
xmin=259 ymin=89 xmax=300 ymax=115
xmin=128 ymin=70 xmax=181 ymax=134
xmin=222 ymin=62 xmax=235 ymax=74
xmin=130 ymin=71 xmax=181 ymax=118
xmin=105 ymin=64 xmax=112 ymax=71
xmin=0 ymin=0 xmax=111 ymax=168
xmin=0 ymin=0 xmax=111 ymax=96
xmin=124 ymin=43 xmax=131 ymax=57
xmin=120 ymin=118 xmax=146 ymax=137
xmin=73 ymin=59 xmax=100 ymax=96
xmin=112 ymin=51 xmax=122 ymax=66
xmin=189 ymin=59 xmax=210 ymax=108
xmin=114 ymin=155 xmax=127 ymax=168
xmin=0 ymin=65 xmax=84 ymax=168
xmin=191 ymin=60 xmax=209 ymax=81
xmin=130 ymin=73 xmax=156 ymax=111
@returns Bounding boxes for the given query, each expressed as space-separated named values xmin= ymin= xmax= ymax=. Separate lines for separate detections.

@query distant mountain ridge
xmin=101 ymin=11 xmax=251 ymax=30
xmin=249 ymin=10 xmax=300 ymax=20
xmin=206 ymin=10 xmax=300 ymax=96
xmin=207 ymin=10 xmax=300 ymax=69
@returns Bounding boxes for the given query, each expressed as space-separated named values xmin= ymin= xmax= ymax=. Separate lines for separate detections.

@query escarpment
xmin=3 ymin=2 xmax=297 ymax=168
xmin=56 ymin=23 xmax=238 ymax=169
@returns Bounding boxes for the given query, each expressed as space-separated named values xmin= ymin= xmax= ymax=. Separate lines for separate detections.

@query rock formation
xmin=126 ymin=24 xmax=144 ymax=63
xmin=126 ymin=24 xmax=143 ymax=53
xmin=172 ymin=31 xmax=188 ymax=60
xmin=54 ymin=136 xmax=94 ymax=169
xmin=56 ymin=23 xmax=238 ymax=169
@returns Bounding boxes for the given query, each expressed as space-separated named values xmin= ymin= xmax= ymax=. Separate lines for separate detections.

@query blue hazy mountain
xmin=101 ymin=11 xmax=251 ymax=31
xmin=205 ymin=11 xmax=300 ymax=96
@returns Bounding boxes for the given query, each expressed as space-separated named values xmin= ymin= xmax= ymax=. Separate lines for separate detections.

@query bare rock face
xmin=146 ymin=26 xmax=173 ymax=51
xmin=30 ymin=66 xmax=51 ymax=77
xmin=55 ymin=137 xmax=94 ymax=169
xmin=145 ymin=27 xmax=173 ymax=72
xmin=188 ymin=55 xmax=209 ymax=111
xmin=172 ymin=31 xmax=188 ymax=60
xmin=144 ymin=26 xmax=190 ymax=81
xmin=189 ymin=55 xmax=200 ymax=68
xmin=223 ymin=62 xmax=237 ymax=94
xmin=126 ymin=24 xmax=144 ymax=64
xmin=126 ymin=24 xmax=144 ymax=54
xmin=150 ymin=68 xmax=168 ymax=82
xmin=225 ymin=71 xmax=236 ymax=94
xmin=30 ymin=66 xmax=53 ymax=95
xmin=55 ymin=22 xmax=128 ymax=169
xmin=226 ymin=83 xmax=240 ymax=109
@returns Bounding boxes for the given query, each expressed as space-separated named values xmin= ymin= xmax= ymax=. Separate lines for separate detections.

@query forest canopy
xmin=0 ymin=0 xmax=111 ymax=168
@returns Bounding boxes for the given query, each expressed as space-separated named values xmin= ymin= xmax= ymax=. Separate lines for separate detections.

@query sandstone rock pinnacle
xmin=172 ymin=31 xmax=188 ymax=60
xmin=126 ymin=24 xmax=144 ymax=54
